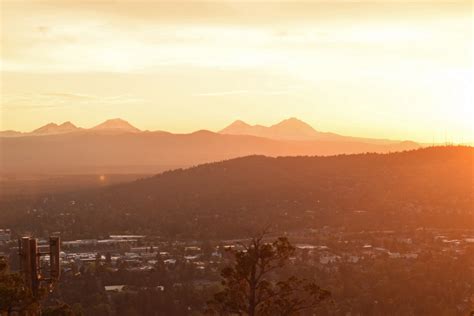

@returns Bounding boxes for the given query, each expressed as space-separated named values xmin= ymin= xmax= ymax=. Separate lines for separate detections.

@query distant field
xmin=0 ymin=174 xmax=150 ymax=198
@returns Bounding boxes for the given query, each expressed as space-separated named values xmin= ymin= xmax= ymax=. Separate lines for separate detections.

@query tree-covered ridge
xmin=1 ymin=146 xmax=472 ymax=239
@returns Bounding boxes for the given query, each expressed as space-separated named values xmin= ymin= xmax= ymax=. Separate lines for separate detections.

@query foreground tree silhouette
xmin=208 ymin=235 xmax=330 ymax=315
xmin=0 ymin=257 xmax=39 ymax=315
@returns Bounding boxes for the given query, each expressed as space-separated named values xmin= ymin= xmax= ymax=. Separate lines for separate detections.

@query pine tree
xmin=207 ymin=235 xmax=330 ymax=315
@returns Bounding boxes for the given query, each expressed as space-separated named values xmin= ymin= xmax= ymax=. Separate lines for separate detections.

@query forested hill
xmin=3 ymin=146 xmax=473 ymax=239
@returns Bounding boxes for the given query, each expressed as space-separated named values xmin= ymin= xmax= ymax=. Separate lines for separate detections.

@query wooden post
xmin=49 ymin=236 xmax=61 ymax=281
xmin=29 ymin=238 xmax=39 ymax=298
xmin=19 ymin=237 xmax=32 ymax=289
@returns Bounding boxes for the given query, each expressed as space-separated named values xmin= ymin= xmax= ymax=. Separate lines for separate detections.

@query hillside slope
xmin=3 ymin=146 xmax=472 ymax=239
xmin=0 ymin=130 xmax=419 ymax=174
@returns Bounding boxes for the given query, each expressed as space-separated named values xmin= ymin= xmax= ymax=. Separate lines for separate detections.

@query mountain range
xmin=2 ymin=117 xmax=407 ymax=145
xmin=0 ymin=118 xmax=420 ymax=174
xmin=1 ymin=118 xmax=140 ymax=137
xmin=220 ymin=118 xmax=402 ymax=144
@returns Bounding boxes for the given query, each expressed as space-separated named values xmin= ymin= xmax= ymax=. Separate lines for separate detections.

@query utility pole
xmin=18 ymin=236 xmax=61 ymax=312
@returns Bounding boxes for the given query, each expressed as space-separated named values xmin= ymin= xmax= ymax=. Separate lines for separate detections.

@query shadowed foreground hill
xmin=2 ymin=146 xmax=472 ymax=239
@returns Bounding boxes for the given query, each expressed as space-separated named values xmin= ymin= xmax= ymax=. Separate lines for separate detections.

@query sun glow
xmin=1 ymin=1 xmax=472 ymax=143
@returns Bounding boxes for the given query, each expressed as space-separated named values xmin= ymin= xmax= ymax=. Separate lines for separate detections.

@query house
xmin=105 ymin=285 xmax=125 ymax=293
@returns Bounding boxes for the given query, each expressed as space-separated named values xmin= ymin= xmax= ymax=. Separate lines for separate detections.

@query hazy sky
xmin=1 ymin=0 xmax=472 ymax=142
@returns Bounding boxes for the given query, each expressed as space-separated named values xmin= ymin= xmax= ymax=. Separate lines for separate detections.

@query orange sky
xmin=1 ymin=1 xmax=472 ymax=143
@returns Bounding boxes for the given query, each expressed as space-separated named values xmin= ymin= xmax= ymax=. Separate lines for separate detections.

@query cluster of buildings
xmin=1 ymin=227 xmax=473 ymax=295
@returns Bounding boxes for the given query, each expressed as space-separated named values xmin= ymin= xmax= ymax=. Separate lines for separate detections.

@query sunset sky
xmin=1 ymin=0 xmax=472 ymax=143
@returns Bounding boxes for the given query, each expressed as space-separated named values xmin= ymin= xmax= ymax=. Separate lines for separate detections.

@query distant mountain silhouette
xmin=220 ymin=120 xmax=268 ymax=136
xmin=2 ymin=117 xmax=412 ymax=145
xmin=0 ymin=118 xmax=139 ymax=137
xmin=91 ymin=118 xmax=140 ymax=133
xmin=0 ymin=117 xmax=422 ymax=174
xmin=220 ymin=117 xmax=323 ymax=140
xmin=0 ymin=130 xmax=24 ymax=137
xmin=220 ymin=118 xmax=402 ymax=144
xmin=32 ymin=121 xmax=80 ymax=135
xmin=3 ymin=117 xmax=408 ymax=145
